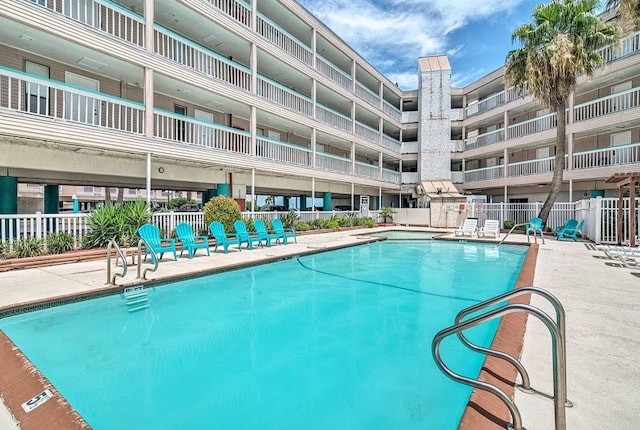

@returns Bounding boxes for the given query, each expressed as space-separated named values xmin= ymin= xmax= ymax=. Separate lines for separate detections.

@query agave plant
xmin=46 ymin=232 xmax=74 ymax=254
xmin=12 ymin=238 xmax=45 ymax=258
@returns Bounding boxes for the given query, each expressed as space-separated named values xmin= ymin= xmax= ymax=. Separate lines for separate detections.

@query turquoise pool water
xmin=0 ymin=241 xmax=527 ymax=429
xmin=364 ymin=230 xmax=440 ymax=239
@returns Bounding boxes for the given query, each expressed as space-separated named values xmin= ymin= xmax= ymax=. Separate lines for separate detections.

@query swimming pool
xmin=361 ymin=230 xmax=441 ymax=240
xmin=0 ymin=241 xmax=527 ymax=429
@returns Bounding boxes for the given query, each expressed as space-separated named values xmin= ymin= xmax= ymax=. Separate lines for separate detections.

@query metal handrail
xmin=137 ymin=239 xmax=158 ymax=280
xmin=432 ymin=303 xmax=566 ymax=430
xmin=455 ymin=286 xmax=572 ymax=406
xmin=498 ymin=222 xmax=530 ymax=245
xmin=106 ymin=240 xmax=128 ymax=285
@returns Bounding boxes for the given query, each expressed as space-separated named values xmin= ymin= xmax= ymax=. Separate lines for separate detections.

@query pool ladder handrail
xmin=106 ymin=239 xmax=128 ymax=285
xmin=432 ymin=287 xmax=568 ymax=430
xmin=137 ymin=239 xmax=158 ymax=280
xmin=498 ymin=222 xmax=545 ymax=245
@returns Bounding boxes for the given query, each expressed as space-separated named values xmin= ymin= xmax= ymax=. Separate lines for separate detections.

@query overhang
xmin=421 ymin=180 xmax=464 ymax=198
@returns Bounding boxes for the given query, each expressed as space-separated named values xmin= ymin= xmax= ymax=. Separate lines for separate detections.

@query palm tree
xmin=506 ymin=0 xmax=619 ymax=224
xmin=607 ymin=0 xmax=640 ymax=32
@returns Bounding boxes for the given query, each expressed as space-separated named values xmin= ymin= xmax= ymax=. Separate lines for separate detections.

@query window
xmin=174 ymin=105 xmax=187 ymax=142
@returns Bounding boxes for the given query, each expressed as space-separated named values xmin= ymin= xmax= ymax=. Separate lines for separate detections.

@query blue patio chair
xmin=555 ymin=219 xmax=584 ymax=241
xmin=233 ymin=220 xmax=262 ymax=250
xmin=525 ymin=217 xmax=544 ymax=239
xmin=253 ymin=219 xmax=276 ymax=247
xmin=138 ymin=223 xmax=177 ymax=264
xmin=209 ymin=221 xmax=241 ymax=253
xmin=272 ymin=218 xmax=297 ymax=244
xmin=176 ymin=222 xmax=210 ymax=258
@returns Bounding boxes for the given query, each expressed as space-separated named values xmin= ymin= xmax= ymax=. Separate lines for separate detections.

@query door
xmin=174 ymin=105 xmax=187 ymax=141
xmin=610 ymin=131 xmax=632 ymax=164
xmin=25 ymin=61 xmax=49 ymax=115
xmin=64 ymin=72 xmax=100 ymax=125
xmin=194 ymin=109 xmax=213 ymax=147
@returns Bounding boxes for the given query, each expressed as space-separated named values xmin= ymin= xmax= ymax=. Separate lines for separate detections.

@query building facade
xmin=0 ymin=1 xmax=638 ymax=215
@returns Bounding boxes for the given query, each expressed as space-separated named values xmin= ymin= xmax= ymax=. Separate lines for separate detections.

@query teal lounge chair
xmin=209 ymin=221 xmax=241 ymax=253
xmin=138 ymin=223 xmax=177 ymax=263
xmin=526 ymin=217 xmax=544 ymax=239
xmin=176 ymin=222 xmax=210 ymax=258
xmin=272 ymin=218 xmax=297 ymax=244
xmin=233 ymin=220 xmax=262 ymax=250
xmin=253 ymin=219 xmax=276 ymax=247
xmin=555 ymin=219 xmax=584 ymax=241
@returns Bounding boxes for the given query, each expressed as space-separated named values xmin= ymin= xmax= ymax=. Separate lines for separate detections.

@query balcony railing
xmin=507 ymin=156 xmax=557 ymax=178
xmin=382 ymin=168 xmax=400 ymax=183
xmin=355 ymin=121 xmax=380 ymax=144
xmin=257 ymin=76 xmax=313 ymax=116
xmin=316 ymin=103 xmax=352 ymax=132
xmin=573 ymin=85 xmax=640 ymax=122
xmin=202 ymin=0 xmax=251 ymax=28
xmin=573 ymin=142 xmax=640 ymax=169
xmin=464 ymin=128 xmax=504 ymax=150
xmin=383 ymin=101 xmax=401 ymax=121
xmin=508 ymin=112 xmax=557 ymax=139
xmin=154 ymin=109 xmax=250 ymax=154
xmin=596 ymin=30 xmax=640 ymax=64
xmin=464 ymin=165 xmax=504 ymax=182
xmin=381 ymin=135 xmax=401 ymax=152
xmin=316 ymin=55 xmax=353 ymax=91
xmin=0 ymin=66 xmax=144 ymax=133
xmin=465 ymin=90 xmax=506 ymax=117
xmin=154 ymin=25 xmax=251 ymax=91
xmin=316 ymin=152 xmax=352 ymax=174
xmin=256 ymin=13 xmax=312 ymax=65
xmin=29 ymin=0 xmax=145 ymax=47
xmin=354 ymin=161 xmax=380 ymax=179
xmin=355 ymin=82 xmax=380 ymax=107
xmin=256 ymin=137 xmax=311 ymax=167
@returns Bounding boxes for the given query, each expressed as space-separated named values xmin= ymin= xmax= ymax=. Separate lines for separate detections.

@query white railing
xmin=464 ymin=128 xmax=504 ymax=150
xmin=465 ymin=91 xmax=506 ymax=117
xmin=355 ymin=121 xmax=380 ymax=144
xmin=202 ymin=0 xmax=251 ymax=27
xmin=506 ymin=86 xmax=528 ymax=102
xmin=256 ymin=137 xmax=312 ymax=167
xmin=316 ymin=103 xmax=352 ymax=132
xmin=0 ymin=212 xmax=88 ymax=250
xmin=596 ymin=30 xmax=640 ymax=64
xmin=315 ymin=152 xmax=352 ymax=174
xmin=354 ymin=162 xmax=380 ymax=179
xmin=464 ymin=165 xmax=504 ymax=182
xmin=0 ymin=66 xmax=145 ymax=133
xmin=29 ymin=0 xmax=145 ymax=47
xmin=316 ymin=55 xmax=353 ymax=90
xmin=507 ymin=156 xmax=556 ymax=177
xmin=154 ymin=109 xmax=251 ymax=153
xmin=383 ymin=101 xmax=402 ymax=121
xmin=257 ymin=76 xmax=313 ymax=116
xmin=573 ymin=142 xmax=640 ymax=169
xmin=153 ymin=212 xmax=206 ymax=235
xmin=154 ymin=25 xmax=251 ymax=91
xmin=573 ymin=86 xmax=640 ymax=122
xmin=508 ymin=112 xmax=557 ymax=139
xmin=382 ymin=168 xmax=400 ymax=183
xmin=256 ymin=14 xmax=312 ymax=65
xmin=355 ymin=82 xmax=381 ymax=107
xmin=381 ymin=135 xmax=401 ymax=152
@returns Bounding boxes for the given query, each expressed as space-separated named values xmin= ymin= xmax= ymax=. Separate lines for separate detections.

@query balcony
xmin=573 ymin=142 xmax=640 ymax=170
xmin=355 ymin=82 xmax=380 ymax=108
xmin=508 ymin=112 xmax=557 ymax=139
xmin=316 ymin=103 xmax=352 ymax=132
xmin=316 ymin=152 xmax=352 ymax=174
xmin=316 ymin=55 xmax=353 ymax=91
xmin=382 ymin=168 xmax=400 ymax=183
xmin=355 ymin=121 xmax=380 ymax=145
xmin=256 ymin=13 xmax=312 ymax=66
xmin=465 ymin=91 xmax=505 ymax=118
xmin=507 ymin=156 xmax=556 ymax=178
xmin=402 ymin=111 xmax=419 ymax=123
xmin=464 ymin=128 xmax=504 ymax=150
xmin=383 ymin=101 xmax=401 ymax=121
xmin=202 ymin=0 xmax=251 ymax=28
xmin=256 ymin=137 xmax=311 ymax=167
xmin=464 ymin=165 xmax=504 ymax=182
xmin=574 ymin=85 xmax=640 ymax=122
xmin=354 ymin=161 xmax=380 ymax=179
xmin=401 ymin=172 xmax=419 ymax=184
xmin=381 ymin=135 xmax=401 ymax=152
xmin=257 ymin=76 xmax=313 ymax=116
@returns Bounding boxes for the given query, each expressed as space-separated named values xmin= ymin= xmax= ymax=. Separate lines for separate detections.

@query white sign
xmin=21 ymin=389 xmax=53 ymax=413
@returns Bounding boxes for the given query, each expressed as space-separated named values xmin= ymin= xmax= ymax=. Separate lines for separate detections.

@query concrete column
xmin=299 ymin=194 xmax=308 ymax=211
xmin=0 ymin=176 xmax=18 ymax=214
xmin=323 ymin=192 xmax=331 ymax=211
xmin=144 ymin=67 xmax=154 ymax=138
xmin=217 ymin=184 xmax=230 ymax=197
xmin=144 ymin=0 xmax=154 ymax=53
xmin=44 ymin=185 xmax=59 ymax=214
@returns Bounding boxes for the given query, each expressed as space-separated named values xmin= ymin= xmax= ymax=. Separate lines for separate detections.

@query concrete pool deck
xmin=0 ymin=226 xmax=638 ymax=429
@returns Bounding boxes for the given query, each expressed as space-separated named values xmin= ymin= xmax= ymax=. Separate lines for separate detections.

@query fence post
xmin=35 ymin=211 xmax=43 ymax=240
xmin=595 ymin=197 xmax=602 ymax=244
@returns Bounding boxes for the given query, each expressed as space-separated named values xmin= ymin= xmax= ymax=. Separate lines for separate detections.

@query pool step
xmin=123 ymin=286 xmax=150 ymax=312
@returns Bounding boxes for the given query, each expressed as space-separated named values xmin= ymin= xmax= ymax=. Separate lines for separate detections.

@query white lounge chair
xmin=478 ymin=219 xmax=501 ymax=239
xmin=606 ymin=249 xmax=640 ymax=268
xmin=455 ymin=218 xmax=477 ymax=237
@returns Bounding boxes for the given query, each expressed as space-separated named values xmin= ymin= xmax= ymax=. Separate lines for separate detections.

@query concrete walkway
xmin=0 ymin=227 xmax=638 ymax=429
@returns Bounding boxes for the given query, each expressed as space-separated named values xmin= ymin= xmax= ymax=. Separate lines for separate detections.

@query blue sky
xmin=298 ymin=0 xmax=543 ymax=89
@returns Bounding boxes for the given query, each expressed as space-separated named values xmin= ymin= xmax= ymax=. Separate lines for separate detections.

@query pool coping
xmin=0 ymin=238 xmax=536 ymax=429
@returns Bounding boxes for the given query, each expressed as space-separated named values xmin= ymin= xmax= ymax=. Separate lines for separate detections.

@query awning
xmin=421 ymin=180 xmax=464 ymax=198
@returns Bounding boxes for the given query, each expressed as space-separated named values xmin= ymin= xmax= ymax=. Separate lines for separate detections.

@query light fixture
xmin=158 ymin=167 xmax=165 ymax=173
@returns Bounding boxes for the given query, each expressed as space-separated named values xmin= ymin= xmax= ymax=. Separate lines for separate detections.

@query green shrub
xmin=203 ymin=196 xmax=241 ymax=233
xmin=279 ymin=211 xmax=299 ymax=229
xmin=335 ymin=215 xmax=353 ymax=227
xmin=504 ymin=220 xmax=516 ymax=230
xmin=46 ymin=232 xmax=74 ymax=254
xmin=309 ymin=218 xmax=329 ymax=230
xmin=241 ymin=217 xmax=255 ymax=232
xmin=296 ymin=221 xmax=310 ymax=231
xmin=360 ymin=217 xmax=375 ymax=228
xmin=326 ymin=220 xmax=340 ymax=231
xmin=12 ymin=238 xmax=45 ymax=258
xmin=0 ymin=241 xmax=6 ymax=259
xmin=84 ymin=200 xmax=152 ymax=248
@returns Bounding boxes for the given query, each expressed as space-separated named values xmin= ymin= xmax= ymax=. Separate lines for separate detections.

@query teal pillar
xmin=44 ymin=185 xmax=59 ymax=214
xmin=217 ymin=183 xmax=230 ymax=197
xmin=323 ymin=192 xmax=332 ymax=211
xmin=284 ymin=197 xmax=289 ymax=210
xmin=591 ymin=190 xmax=604 ymax=198
xmin=0 ymin=176 xmax=18 ymax=214
xmin=299 ymin=195 xmax=307 ymax=211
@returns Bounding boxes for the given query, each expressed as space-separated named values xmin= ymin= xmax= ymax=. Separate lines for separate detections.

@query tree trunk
xmin=538 ymin=102 xmax=567 ymax=225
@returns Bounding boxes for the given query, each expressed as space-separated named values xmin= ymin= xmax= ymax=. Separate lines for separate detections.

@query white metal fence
xmin=1 ymin=199 xmax=638 ymax=251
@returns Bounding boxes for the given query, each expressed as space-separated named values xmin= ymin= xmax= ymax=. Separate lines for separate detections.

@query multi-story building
xmin=1 ymin=1 xmax=638 ymax=217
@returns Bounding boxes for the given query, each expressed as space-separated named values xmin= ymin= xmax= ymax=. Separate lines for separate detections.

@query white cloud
xmin=300 ymin=0 xmax=530 ymax=88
